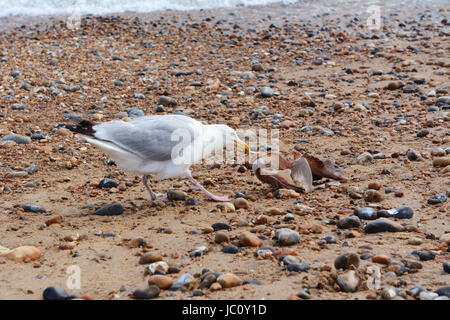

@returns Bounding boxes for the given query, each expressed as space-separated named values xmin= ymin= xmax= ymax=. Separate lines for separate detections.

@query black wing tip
xmin=60 ymin=119 xmax=97 ymax=136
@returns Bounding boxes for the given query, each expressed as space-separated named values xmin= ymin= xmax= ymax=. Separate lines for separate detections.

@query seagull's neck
xmin=201 ymin=124 xmax=227 ymax=158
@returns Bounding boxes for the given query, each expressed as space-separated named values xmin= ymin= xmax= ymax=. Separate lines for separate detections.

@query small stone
xmin=94 ymin=203 xmax=124 ymax=216
xmin=1 ymin=133 xmax=31 ymax=144
xmin=434 ymin=286 xmax=450 ymax=298
xmin=388 ymin=206 xmax=414 ymax=219
xmin=385 ymin=81 xmax=404 ymax=90
xmin=148 ymin=275 xmax=173 ymax=290
xmin=337 ymin=216 xmax=361 ymax=229
xmin=427 ymin=193 xmax=447 ymax=204
xmin=211 ymin=222 xmax=232 ymax=231
xmin=357 ymin=207 xmax=377 ymax=220
xmin=407 ymin=149 xmax=421 ymax=161
xmin=440 ymin=233 xmax=450 ymax=245
xmin=232 ymin=198 xmax=249 ymax=209
xmin=286 ymin=263 xmax=310 ymax=272
xmin=127 ymin=107 xmax=145 ymax=117
xmin=364 ymin=190 xmax=383 ymax=202
xmin=431 ymin=148 xmax=446 ymax=157
xmin=222 ymin=244 xmax=239 ymax=254
xmin=364 ymin=218 xmax=405 ymax=233
xmin=239 ymin=231 xmax=262 ymax=247
xmin=443 ymin=262 xmax=450 ymax=274
xmin=139 ymin=253 xmax=162 ymax=264
xmin=217 ymin=273 xmax=243 ymax=288
xmin=133 ymin=286 xmax=160 ymax=299
xmin=324 ymin=235 xmax=339 ymax=244
xmin=214 ymin=232 xmax=229 ymax=244
xmin=368 ymin=182 xmax=381 ymax=190
xmin=210 ymin=282 xmax=222 ymax=291
xmin=157 ymin=96 xmax=178 ymax=107
xmin=356 ymin=152 xmax=373 ymax=164
xmin=433 ymin=157 xmax=450 ymax=167
xmin=372 ymin=254 xmax=390 ymax=265
xmin=337 ymin=270 xmax=359 ymax=293
xmin=276 ymin=229 xmax=300 ymax=246
xmin=412 ymin=250 xmax=436 ymax=261
xmin=147 ymin=261 xmax=169 ymax=275
xmin=98 ymin=178 xmax=118 ymax=189
xmin=167 ymin=189 xmax=187 ymax=201
xmin=260 ymin=86 xmax=274 ymax=98
xmin=334 ymin=252 xmax=360 ymax=270
xmin=43 ymin=287 xmax=69 ymax=300
xmin=407 ymin=237 xmax=422 ymax=245
xmin=20 ymin=204 xmax=46 ymax=213
xmin=416 ymin=129 xmax=429 ymax=138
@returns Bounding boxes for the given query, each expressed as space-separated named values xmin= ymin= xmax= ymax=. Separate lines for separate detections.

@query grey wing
xmin=291 ymin=157 xmax=313 ymax=192
xmin=93 ymin=117 xmax=199 ymax=161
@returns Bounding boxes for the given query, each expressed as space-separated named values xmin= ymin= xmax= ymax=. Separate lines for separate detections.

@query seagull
xmin=65 ymin=115 xmax=249 ymax=202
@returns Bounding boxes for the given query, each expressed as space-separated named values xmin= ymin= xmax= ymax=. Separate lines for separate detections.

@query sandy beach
xmin=0 ymin=0 xmax=449 ymax=300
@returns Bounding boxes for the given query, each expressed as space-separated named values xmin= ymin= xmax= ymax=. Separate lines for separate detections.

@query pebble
xmin=334 ymin=252 xmax=360 ymax=270
xmin=364 ymin=218 xmax=405 ymax=233
xmin=94 ymin=203 xmax=124 ymax=216
xmin=214 ymin=232 xmax=230 ymax=244
xmin=406 ymin=149 xmax=420 ymax=161
xmin=337 ymin=216 xmax=361 ymax=229
xmin=147 ymin=261 xmax=169 ymax=275
xmin=286 ymin=262 xmax=310 ymax=272
xmin=443 ymin=262 xmax=450 ymax=274
xmin=139 ymin=253 xmax=163 ymax=264
xmin=412 ymin=250 xmax=435 ymax=261
xmin=416 ymin=129 xmax=429 ymax=138
xmin=407 ymin=237 xmax=422 ymax=245
xmin=1 ymin=133 xmax=31 ymax=144
xmin=275 ymin=228 xmax=300 ymax=246
xmin=222 ymin=244 xmax=239 ymax=254
xmin=239 ymin=231 xmax=262 ymax=247
xmin=167 ymin=189 xmax=187 ymax=201
xmin=43 ymin=287 xmax=69 ymax=300
xmin=324 ymin=235 xmax=339 ymax=244
xmin=157 ymin=96 xmax=178 ymax=107
xmin=388 ymin=206 xmax=414 ymax=219
xmin=360 ymin=252 xmax=373 ymax=260
xmin=127 ymin=107 xmax=145 ymax=117
xmin=98 ymin=178 xmax=119 ymax=189
xmin=432 ymin=157 xmax=450 ymax=168
xmin=212 ymin=222 xmax=232 ymax=231
xmin=148 ymin=275 xmax=173 ymax=290
xmin=133 ymin=286 xmax=160 ymax=299
xmin=217 ymin=273 xmax=243 ymax=288
xmin=372 ymin=254 xmax=390 ymax=265
xmin=357 ymin=207 xmax=377 ymax=220
xmin=11 ymin=103 xmax=26 ymax=110
xmin=427 ymin=193 xmax=447 ymax=204
xmin=337 ymin=270 xmax=359 ymax=293
xmin=20 ymin=204 xmax=46 ymax=213
xmin=431 ymin=148 xmax=446 ymax=157
xmin=260 ymin=86 xmax=274 ymax=98
xmin=1 ymin=246 xmax=42 ymax=262
xmin=434 ymin=286 xmax=450 ymax=298
xmin=232 ymin=198 xmax=249 ymax=209
xmin=440 ymin=233 xmax=450 ymax=244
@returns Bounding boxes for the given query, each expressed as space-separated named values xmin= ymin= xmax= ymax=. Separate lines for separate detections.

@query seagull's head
xmin=209 ymin=124 xmax=250 ymax=153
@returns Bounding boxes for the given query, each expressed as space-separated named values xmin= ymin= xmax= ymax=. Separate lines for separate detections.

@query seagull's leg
xmin=187 ymin=174 xmax=230 ymax=202
xmin=142 ymin=175 xmax=168 ymax=202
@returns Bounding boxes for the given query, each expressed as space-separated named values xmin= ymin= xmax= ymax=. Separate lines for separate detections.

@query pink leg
xmin=188 ymin=174 xmax=230 ymax=202
xmin=142 ymin=175 xmax=168 ymax=202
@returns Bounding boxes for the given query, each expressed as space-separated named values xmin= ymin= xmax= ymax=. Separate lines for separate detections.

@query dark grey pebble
xmin=94 ymin=203 xmax=124 ymax=216
xmin=128 ymin=107 xmax=144 ymax=117
xmin=364 ymin=218 xmax=405 ymax=233
xmin=222 ymin=244 xmax=239 ymax=254
xmin=286 ymin=263 xmax=310 ymax=272
xmin=185 ymin=198 xmax=197 ymax=205
xmin=132 ymin=93 xmax=144 ymax=99
xmin=157 ymin=96 xmax=178 ymax=107
xmin=10 ymin=71 xmax=21 ymax=77
xmin=133 ymin=286 xmax=160 ymax=299
xmin=406 ymin=149 xmax=420 ymax=161
xmin=1 ymin=133 xmax=31 ymax=144
xmin=416 ymin=129 xmax=429 ymax=138
xmin=20 ymin=204 xmax=46 ymax=213
xmin=357 ymin=207 xmax=377 ymax=220
xmin=428 ymin=193 xmax=447 ymax=204
xmin=155 ymin=105 xmax=165 ymax=112
xmin=112 ymin=56 xmax=123 ymax=61
xmin=31 ymin=134 xmax=45 ymax=140
xmin=360 ymin=252 xmax=373 ymax=260
xmin=98 ymin=178 xmax=118 ymax=189
xmin=212 ymin=222 xmax=232 ymax=231
xmin=243 ymin=280 xmax=263 ymax=285
xmin=337 ymin=216 xmax=361 ymax=229
xmin=43 ymin=286 xmax=69 ymax=300
xmin=334 ymin=252 xmax=360 ymax=270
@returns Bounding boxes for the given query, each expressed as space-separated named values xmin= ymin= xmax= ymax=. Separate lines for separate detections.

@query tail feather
xmin=62 ymin=119 xmax=97 ymax=136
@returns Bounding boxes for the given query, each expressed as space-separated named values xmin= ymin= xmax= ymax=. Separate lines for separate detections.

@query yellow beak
xmin=235 ymin=140 xmax=250 ymax=153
